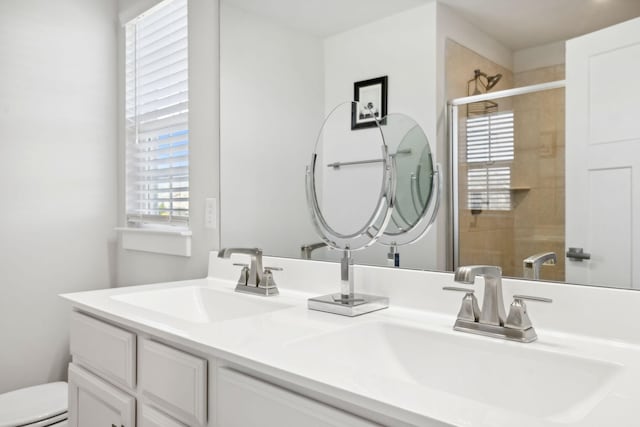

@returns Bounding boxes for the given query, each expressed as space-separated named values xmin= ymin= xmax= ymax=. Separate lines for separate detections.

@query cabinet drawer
xmin=217 ymin=368 xmax=381 ymax=427
xmin=139 ymin=338 xmax=207 ymax=425
xmin=69 ymin=312 xmax=136 ymax=389
xmin=140 ymin=404 xmax=187 ymax=427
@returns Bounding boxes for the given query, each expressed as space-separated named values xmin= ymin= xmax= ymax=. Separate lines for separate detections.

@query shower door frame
xmin=447 ymin=79 xmax=566 ymax=270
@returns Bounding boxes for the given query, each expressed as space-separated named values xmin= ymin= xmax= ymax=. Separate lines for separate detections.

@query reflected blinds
xmin=125 ymin=0 xmax=189 ymax=226
xmin=466 ymin=112 xmax=514 ymax=211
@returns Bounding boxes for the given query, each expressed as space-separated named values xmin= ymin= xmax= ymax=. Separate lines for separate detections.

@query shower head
xmin=485 ymin=73 xmax=502 ymax=90
xmin=467 ymin=69 xmax=501 ymax=116
xmin=471 ymin=69 xmax=502 ymax=92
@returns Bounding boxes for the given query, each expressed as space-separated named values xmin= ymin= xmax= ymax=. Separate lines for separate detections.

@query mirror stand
xmin=304 ymin=102 xmax=394 ymax=316
xmin=307 ymin=250 xmax=389 ymax=316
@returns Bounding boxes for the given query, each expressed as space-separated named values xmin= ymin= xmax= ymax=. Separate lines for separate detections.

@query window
xmin=465 ymin=111 xmax=514 ymax=211
xmin=125 ymin=0 xmax=189 ymax=228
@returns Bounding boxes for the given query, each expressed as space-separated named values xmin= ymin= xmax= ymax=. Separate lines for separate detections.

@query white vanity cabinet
xmin=139 ymin=404 xmax=188 ymax=427
xmin=68 ymin=310 xmax=386 ymax=427
xmin=69 ymin=311 xmax=209 ymax=427
xmin=69 ymin=311 xmax=136 ymax=390
xmin=68 ymin=363 xmax=136 ymax=427
xmin=138 ymin=338 xmax=208 ymax=425
xmin=215 ymin=368 xmax=380 ymax=427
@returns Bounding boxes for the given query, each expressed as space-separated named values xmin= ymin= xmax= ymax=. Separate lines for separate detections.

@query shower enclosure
xmin=449 ymin=80 xmax=566 ymax=282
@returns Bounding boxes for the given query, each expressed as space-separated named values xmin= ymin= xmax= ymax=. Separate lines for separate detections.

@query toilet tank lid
xmin=0 ymin=382 xmax=67 ymax=427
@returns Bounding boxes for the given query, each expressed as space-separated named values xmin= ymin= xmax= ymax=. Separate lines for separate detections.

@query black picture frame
xmin=351 ymin=76 xmax=388 ymax=130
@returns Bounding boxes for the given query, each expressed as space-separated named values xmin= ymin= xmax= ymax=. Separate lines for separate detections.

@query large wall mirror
xmin=220 ymin=0 xmax=640 ymax=290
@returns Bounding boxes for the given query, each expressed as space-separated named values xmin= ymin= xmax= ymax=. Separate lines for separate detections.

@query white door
xmin=68 ymin=364 xmax=136 ymax=427
xmin=565 ymin=17 xmax=640 ymax=288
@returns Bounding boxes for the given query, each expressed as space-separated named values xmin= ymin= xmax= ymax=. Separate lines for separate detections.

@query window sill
xmin=115 ymin=227 xmax=192 ymax=257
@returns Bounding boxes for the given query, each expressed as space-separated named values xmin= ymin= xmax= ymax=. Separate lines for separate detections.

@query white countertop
xmin=61 ymin=255 xmax=640 ymax=427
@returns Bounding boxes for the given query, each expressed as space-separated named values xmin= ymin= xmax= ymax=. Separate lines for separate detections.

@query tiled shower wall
xmin=447 ymin=40 xmax=565 ymax=281
xmin=512 ymin=66 xmax=565 ymax=282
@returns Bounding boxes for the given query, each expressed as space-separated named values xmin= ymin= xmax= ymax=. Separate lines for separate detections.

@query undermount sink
xmin=287 ymin=322 xmax=621 ymax=422
xmin=111 ymin=285 xmax=292 ymax=323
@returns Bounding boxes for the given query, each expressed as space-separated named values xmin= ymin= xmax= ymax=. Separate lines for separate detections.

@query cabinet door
xmin=140 ymin=404 xmax=187 ymax=427
xmin=216 ymin=368 xmax=381 ymax=427
xmin=68 ymin=364 xmax=135 ymax=427
xmin=139 ymin=338 xmax=207 ymax=425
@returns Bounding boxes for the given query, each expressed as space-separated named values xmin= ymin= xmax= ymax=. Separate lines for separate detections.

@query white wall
xmin=513 ymin=41 xmax=566 ymax=73
xmin=437 ymin=3 xmax=513 ymax=72
xmin=0 ymin=0 xmax=118 ymax=393
xmin=116 ymin=0 xmax=220 ymax=285
xmin=323 ymin=4 xmax=440 ymax=269
xmin=317 ymin=105 xmax=386 ymax=237
xmin=220 ymin=2 xmax=324 ymax=258
xmin=219 ymin=3 xmax=445 ymax=270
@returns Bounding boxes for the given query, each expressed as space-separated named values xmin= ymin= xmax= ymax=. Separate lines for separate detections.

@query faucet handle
xmin=232 ymin=263 xmax=249 ymax=286
xmin=443 ymin=286 xmax=474 ymax=293
xmin=443 ymin=287 xmax=480 ymax=322
xmin=258 ymin=267 xmax=280 ymax=295
xmin=513 ymin=295 xmax=552 ymax=303
xmin=505 ymin=295 xmax=552 ymax=330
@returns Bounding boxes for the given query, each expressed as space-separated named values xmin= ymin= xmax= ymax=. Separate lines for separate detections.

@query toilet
xmin=0 ymin=382 xmax=67 ymax=427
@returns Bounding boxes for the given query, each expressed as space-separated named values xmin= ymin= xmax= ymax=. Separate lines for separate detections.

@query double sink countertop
xmin=61 ymin=253 xmax=640 ymax=427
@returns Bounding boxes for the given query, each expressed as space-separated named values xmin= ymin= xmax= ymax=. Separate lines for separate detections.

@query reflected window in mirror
xmin=465 ymin=112 xmax=514 ymax=212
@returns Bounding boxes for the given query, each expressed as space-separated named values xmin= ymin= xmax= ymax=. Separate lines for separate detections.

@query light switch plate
xmin=205 ymin=198 xmax=217 ymax=229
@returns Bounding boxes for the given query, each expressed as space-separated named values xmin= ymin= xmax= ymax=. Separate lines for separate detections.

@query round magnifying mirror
xmin=305 ymin=101 xmax=395 ymax=251
xmin=374 ymin=113 xmax=440 ymax=246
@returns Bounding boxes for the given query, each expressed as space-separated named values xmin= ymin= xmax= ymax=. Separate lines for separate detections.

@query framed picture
xmin=351 ymin=76 xmax=388 ymax=130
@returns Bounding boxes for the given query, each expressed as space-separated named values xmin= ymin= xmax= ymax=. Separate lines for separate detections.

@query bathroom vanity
xmin=62 ymin=252 xmax=640 ymax=427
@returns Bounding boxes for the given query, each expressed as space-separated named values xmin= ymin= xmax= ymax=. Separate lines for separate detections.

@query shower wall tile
xmin=447 ymin=40 xmax=517 ymax=274
xmin=512 ymin=65 xmax=566 ymax=282
xmin=448 ymin=39 xmax=566 ymax=282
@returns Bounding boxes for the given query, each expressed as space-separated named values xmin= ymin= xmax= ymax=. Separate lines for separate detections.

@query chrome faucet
xmin=218 ymin=247 xmax=263 ymax=285
xmin=523 ymin=252 xmax=557 ymax=280
xmin=218 ymin=248 xmax=280 ymax=296
xmin=445 ymin=265 xmax=552 ymax=342
xmin=454 ymin=265 xmax=506 ymax=326
xmin=300 ymin=242 xmax=327 ymax=260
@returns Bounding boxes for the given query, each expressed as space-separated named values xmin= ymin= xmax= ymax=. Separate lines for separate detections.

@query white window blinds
xmin=466 ymin=112 xmax=514 ymax=163
xmin=125 ymin=0 xmax=189 ymax=227
xmin=467 ymin=166 xmax=511 ymax=211
xmin=466 ymin=112 xmax=514 ymax=211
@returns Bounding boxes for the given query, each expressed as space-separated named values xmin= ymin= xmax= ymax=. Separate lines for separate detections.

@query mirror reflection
xmin=307 ymin=101 xmax=393 ymax=249
xmin=373 ymin=113 xmax=441 ymax=269
xmin=452 ymin=83 xmax=566 ymax=283
xmin=384 ymin=114 xmax=435 ymax=236
xmin=220 ymin=0 xmax=640 ymax=289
